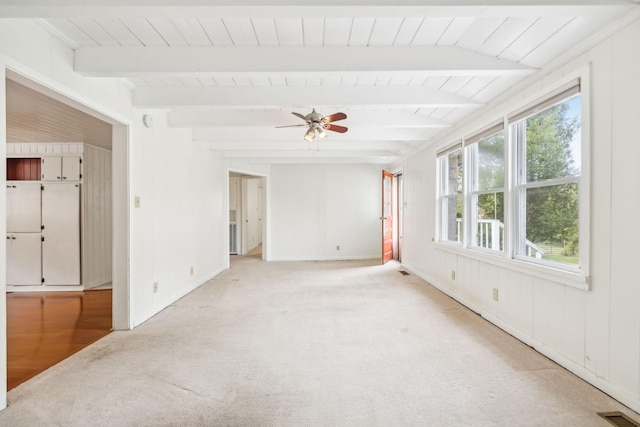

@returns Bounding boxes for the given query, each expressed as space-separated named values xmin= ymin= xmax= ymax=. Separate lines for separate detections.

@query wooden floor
xmin=6 ymin=289 xmax=112 ymax=390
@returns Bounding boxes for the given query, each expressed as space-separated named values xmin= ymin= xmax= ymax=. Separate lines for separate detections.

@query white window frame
xmin=510 ymin=80 xmax=585 ymax=275
xmin=464 ymin=122 xmax=506 ymax=254
xmin=436 ymin=144 xmax=463 ymax=245
xmin=433 ymin=68 xmax=590 ymax=288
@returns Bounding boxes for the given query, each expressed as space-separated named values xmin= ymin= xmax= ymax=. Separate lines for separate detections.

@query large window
xmin=436 ymin=79 xmax=585 ymax=276
xmin=437 ymin=146 xmax=463 ymax=244
xmin=512 ymin=85 xmax=582 ymax=269
xmin=466 ymin=124 xmax=505 ymax=252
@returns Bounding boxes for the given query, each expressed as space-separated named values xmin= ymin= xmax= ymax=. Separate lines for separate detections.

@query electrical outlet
xmin=190 ymin=266 xmax=194 ymax=275
xmin=492 ymin=288 xmax=499 ymax=301
xmin=153 ymin=282 xmax=158 ymax=293
xmin=451 ymin=270 xmax=456 ymax=280
xmin=336 ymin=245 xmax=340 ymax=251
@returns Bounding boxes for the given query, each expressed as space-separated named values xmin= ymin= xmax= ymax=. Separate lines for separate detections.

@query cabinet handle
xmin=57 ymin=176 xmax=61 ymax=179
xmin=62 ymin=176 xmax=67 ymax=180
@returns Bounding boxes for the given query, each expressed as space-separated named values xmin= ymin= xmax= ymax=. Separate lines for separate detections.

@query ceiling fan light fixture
xmin=277 ymin=108 xmax=348 ymax=142
xmin=316 ymin=125 xmax=328 ymax=140
xmin=304 ymin=127 xmax=316 ymax=141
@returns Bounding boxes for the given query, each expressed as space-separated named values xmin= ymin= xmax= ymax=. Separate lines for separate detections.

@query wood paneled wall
xmin=6 ymin=158 xmax=40 ymax=181
xmin=82 ymin=144 xmax=112 ymax=289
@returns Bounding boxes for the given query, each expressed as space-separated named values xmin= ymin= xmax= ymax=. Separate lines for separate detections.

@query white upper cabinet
xmin=42 ymin=156 xmax=81 ymax=181
xmin=62 ymin=156 xmax=81 ymax=181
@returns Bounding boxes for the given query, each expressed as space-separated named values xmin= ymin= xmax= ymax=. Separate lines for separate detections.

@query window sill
xmin=433 ymin=242 xmax=589 ymax=290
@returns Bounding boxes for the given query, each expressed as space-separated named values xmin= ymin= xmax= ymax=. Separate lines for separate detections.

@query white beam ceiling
xmin=75 ymin=46 xmax=534 ymax=77
xmin=0 ymin=1 xmax=633 ymax=19
xmin=192 ymin=127 xmax=434 ymax=142
xmin=4 ymin=0 xmax=637 ymax=164
xmin=134 ymin=86 xmax=482 ymax=109
xmin=168 ymin=109 xmax=450 ymax=128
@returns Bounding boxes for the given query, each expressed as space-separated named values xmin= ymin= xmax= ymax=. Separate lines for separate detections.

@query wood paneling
xmin=7 ymin=290 xmax=112 ymax=390
xmin=6 ymin=158 xmax=41 ymax=181
xmin=83 ymin=145 xmax=113 ymax=289
xmin=6 ymin=79 xmax=112 ymax=150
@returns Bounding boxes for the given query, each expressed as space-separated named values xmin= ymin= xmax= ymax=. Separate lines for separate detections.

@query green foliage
xmin=524 ymin=100 xmax=581 ymax=259
xmin=526 ymin=103 xmax=579 ymax=181
xmin=476 ymin=133 xmax=505 ymax=222
xmin=478 ymin=134 xmax=505 ymax=189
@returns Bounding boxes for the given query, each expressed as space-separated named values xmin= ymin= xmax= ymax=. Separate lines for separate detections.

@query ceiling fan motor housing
xmin=306 ymin=109 xmax=324 ymax=124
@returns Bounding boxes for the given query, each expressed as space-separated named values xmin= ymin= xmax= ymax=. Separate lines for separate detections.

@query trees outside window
xmin=514 ymin=94 xmax=581 ymax=267
xmin=436 ymin=80 xmax=584 ymax=274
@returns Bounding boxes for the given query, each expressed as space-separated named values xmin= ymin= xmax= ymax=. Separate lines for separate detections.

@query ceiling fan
xmin=276 ymin=109 xmax=348 ymax=141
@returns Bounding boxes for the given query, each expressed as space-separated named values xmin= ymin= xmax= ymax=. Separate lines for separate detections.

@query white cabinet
xmin=6 ymin=183 xmax=41 ymax=232
xmin=6 ymin=150 xmax=84 ymax=290
xmin=6 ymin=233 xmax=42 ymax=286
xmin=41 ymin=156 xmax=81 ymax=182
xmin=42 ymin=184 xmax=80 ymax=285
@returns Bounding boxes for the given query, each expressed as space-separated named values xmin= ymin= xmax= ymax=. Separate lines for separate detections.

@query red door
xmin=381 ymin=170 xmax=393 ymax=264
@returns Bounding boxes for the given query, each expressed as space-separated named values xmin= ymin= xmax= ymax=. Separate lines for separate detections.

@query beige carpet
xmin=0 ymin=256 xmax=636 ymax=426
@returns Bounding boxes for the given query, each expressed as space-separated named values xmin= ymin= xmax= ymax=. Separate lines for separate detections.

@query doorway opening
xmin=393 ymin=172 xmax=403 ymax=262
xmin=3 ymin=70 xmax=130 ymax=390
xmin=229 ymin=171 xmax=266 ymax=261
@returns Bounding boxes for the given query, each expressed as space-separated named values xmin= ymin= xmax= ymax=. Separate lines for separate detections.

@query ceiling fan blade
xmin=322 ymin=112 xmax=347 ymax=123
xmin=323 ymin=123 xmax=348 ymax=133
xmin=276 ymin=124 xmax=307 ymax=128
xmin=291 ymin=112 xmax=307 ymax=121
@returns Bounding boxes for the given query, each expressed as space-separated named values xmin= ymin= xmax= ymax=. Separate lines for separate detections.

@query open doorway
xmin=229 ymin=171 xmax=266 ymax=260
xmin=3 ymin=70 xmax=130 ymax=390
xmin=393 ymin=172 xmax=403 ymax=262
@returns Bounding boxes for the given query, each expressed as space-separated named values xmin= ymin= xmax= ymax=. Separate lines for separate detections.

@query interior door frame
xmin=1 ymin=63 xmax=133 ymax=410
xmin=393 ymin=171 xmax=403 ymax=262
xmin=381 ymin=170 xmax=393 ymax=264
xmin=227 ymin=169 xmax=268 ymax=265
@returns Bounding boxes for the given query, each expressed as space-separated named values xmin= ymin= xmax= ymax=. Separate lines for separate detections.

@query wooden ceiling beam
xmin=167 ymin=109 xmax=451 ymax=128
xmin=0 ymin=2 xmax=633 ymax=19
xmin=76 ymin=46 xmax=533 ymax=77
xmin=135 ymin=85 xmax=481 ymax=109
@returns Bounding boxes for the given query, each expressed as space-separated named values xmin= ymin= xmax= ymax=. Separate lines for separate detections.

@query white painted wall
xmin=0 ymin=18 xmax=230 ymax=408
xmin=270 ymin=163 xmax=381 ymax=261
xmin=0 ymin=59 xmax=8 ymax=411
xmin=400 ymin=16 xmax=640 ymax=413
xmin=129 ymin=111 xmax=227 ymax=326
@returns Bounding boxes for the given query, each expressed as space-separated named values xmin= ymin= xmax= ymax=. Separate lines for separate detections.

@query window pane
xmin=524 ymin=183 xmax=579 ymax=266
xmin=473 ymin=192 xmax=504 ymax=251
xmin=478 ymin=133 xmax=504 ymax=190
xmin=441 ymin=195 xmax=463 ymax=243
xmin=444 ymin=150 xmax=463 ymax=195
xmin=525 ymin=95 xmax=581 ymax=183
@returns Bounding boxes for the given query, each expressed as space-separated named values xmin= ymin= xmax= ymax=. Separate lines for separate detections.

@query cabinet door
xmin=6 ymin=233 xmax=42 ymax=286
xmin=42 ymin=184 xmax=80 ymax=285
xmin=62 ymin=156 xmax=81 ymax=181
xmin=6 ymin=183 xmax=41 ymax=232
xmin=41 ymin=156 xmax=62 ymax=181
